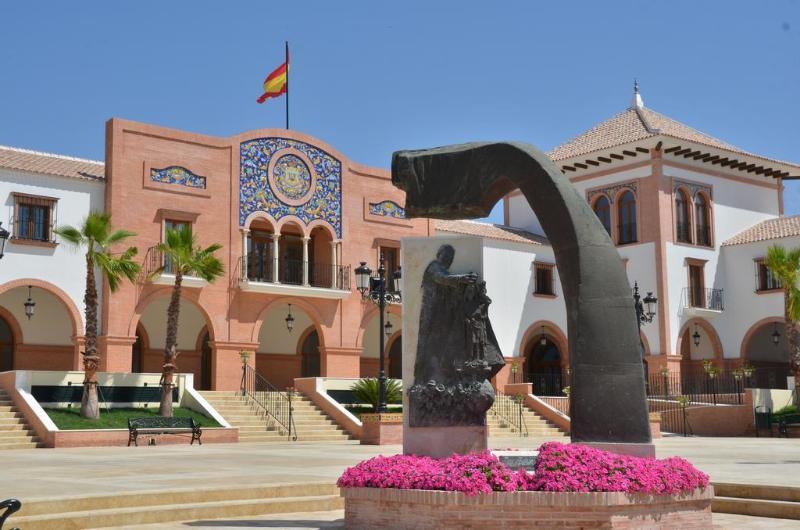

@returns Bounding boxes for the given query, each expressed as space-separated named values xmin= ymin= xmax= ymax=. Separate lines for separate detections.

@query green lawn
xmin=45 ymin=407 xmax=221 ymax=430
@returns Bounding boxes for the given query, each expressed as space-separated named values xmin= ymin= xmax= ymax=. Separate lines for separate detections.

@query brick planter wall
xmin=341 ymin=486 xmax=713 ymax=529
xmin=50 ymin=427 xmax=238 ymax=448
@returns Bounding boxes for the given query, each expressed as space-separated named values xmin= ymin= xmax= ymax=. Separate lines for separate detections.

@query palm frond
xmin=53 ymin=225 xmax=85 ymax=246
xmin=106 ymin=229 xmax=137 ymax=246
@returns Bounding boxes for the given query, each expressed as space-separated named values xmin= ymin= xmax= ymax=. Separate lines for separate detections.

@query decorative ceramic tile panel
xmin=150 ymin=166 xmax=207 ymax=189
xmin=587 ymin=182 xmax=638 ymax=203
xmin=240 ymin=138 xmax=342 ymax=237
xmin=369 ymin=200 xmax=406 ymax=219
xmin=673 ymin=179 xmax=712 ymax=200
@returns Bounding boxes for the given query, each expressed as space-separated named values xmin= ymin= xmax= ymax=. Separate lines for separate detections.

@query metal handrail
xmin=491 ymin=389 xmax=528 ymax=437
xmin=683 ymin=286 xmax=724 ymax=311
xmin=240 ymin=364 xmax=297 ymax=441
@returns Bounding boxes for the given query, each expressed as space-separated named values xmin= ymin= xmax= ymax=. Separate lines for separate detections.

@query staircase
xmin=488 ymin=393 xmax=567 ymax=439
xmin=713 ymin=482 xmax=800 ymax=520
xmin=0 ymin=389 xmax=40 ymax=449
xmin=200 ymin=391 xmax=353 ymax=443
xmin=11 ymin=482 xmax=342 ymax=529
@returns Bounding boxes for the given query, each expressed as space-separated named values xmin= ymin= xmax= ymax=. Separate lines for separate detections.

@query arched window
xmin=617 ymin=191 xmax=637 ymax=244
xmin=695 ymin=194 xmax=711 ymax=246
xmin=675 ymin=189 xmax=691 ymax=243
xmin=593 ymin=196 xmax=612 ymax=236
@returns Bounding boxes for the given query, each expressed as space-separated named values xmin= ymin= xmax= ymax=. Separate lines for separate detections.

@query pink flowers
xmin=337 ymin=442 xmax=708 ymax=496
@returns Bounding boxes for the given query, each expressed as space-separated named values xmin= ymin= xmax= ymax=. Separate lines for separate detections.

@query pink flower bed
xmin=337 ymin=442 xmax=708 ymax=496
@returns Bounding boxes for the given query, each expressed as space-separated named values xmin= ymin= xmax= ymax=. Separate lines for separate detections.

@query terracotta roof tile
xmin=0 ymin=145 xmax=105 ymax=181
xmin=547 ymin=106 xmax=799 ymax=171
xmin=723 ymin=215 xmax=800 ymax=246
xmin=434 ymin=219 xmax=548 ymax=246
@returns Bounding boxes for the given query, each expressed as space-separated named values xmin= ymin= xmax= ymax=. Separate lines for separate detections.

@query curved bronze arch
xmin=392 ymin=142 xmax=650 ymax=443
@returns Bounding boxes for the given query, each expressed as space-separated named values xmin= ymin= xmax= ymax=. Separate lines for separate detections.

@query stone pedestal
xmin=360 ymin=413 xmax=403 ymax=445
xmin=404 ymin=426 xmax=487 ymax=458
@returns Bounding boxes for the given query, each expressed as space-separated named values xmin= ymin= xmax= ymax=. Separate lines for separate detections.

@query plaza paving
xmin=3 ymin=435 xmax=800 ymax=528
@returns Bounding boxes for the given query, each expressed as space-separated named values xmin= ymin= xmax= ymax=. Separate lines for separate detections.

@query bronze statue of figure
xmin=393 ymin=142 xmax=651 ymax=444
xmin=409 ymin=244 xmax=505 ymax=427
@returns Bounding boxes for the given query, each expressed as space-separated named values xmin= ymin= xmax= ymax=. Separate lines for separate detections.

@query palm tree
xmin=153 ymin=226 xmax=224 ymax=417
xmin=765 ymin=245 xmax=800 ymax=404
xmin=55 ymin=212 xmax=140 ymax=419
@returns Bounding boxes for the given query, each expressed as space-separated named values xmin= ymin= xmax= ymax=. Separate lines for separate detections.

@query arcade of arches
xmin=0 ymin=283 xmax=80 ymax=372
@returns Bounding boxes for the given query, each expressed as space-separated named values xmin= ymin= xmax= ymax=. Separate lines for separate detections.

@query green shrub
xmin=350 ymin=378 xmax=402 ymax=411
xmin=773 ymin=404 xmax=798 ymax=418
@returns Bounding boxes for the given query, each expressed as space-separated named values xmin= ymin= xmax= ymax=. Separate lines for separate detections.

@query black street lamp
xmin=24 ymin=285 xmax=35 ymax=320
xmin=771 ymin=323 xmax=781 ymax=346
xmin=285 ymin=303 xmax=295 ymax=333
xmin=633 ymin=281 xmax=657 ymax=333
xmin=0 ymin=222 xmax=9 ymax=259
xmin=384 ymin=320 xmax=394 ymax=338
xmin=692 ymin=324 xmax=701 ymax=347
xmin=355 ymin=254 xmax=402 ymax=413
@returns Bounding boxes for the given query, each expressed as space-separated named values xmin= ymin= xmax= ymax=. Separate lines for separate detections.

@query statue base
xmin=577 ymin=442 xmax=656 ymax=458
xmin=403 ymin=426 xmax=487 ymax=458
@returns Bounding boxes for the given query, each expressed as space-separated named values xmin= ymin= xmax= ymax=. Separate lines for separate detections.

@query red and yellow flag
xmin=256 ymin=53 xmax=289 ymax=104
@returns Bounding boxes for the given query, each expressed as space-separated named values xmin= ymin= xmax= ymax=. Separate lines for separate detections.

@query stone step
xmin=0 ymin=411 xmax=23 ymax=419
xmin=0 ymin=430 xmax=36 ymax=439
xmin=712 ymin=497 xmax=800 ymax=520
xmin=14 ymin=494 xmax=344 ymax=529
xmin=0 ymin=441 xmax=38 ymax=450
xmin=19 ymin=482 xmax=338 ymax=516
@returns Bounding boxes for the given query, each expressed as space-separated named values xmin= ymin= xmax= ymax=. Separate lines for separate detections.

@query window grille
xmin=11 ymin=193 xmax=57 ymax=242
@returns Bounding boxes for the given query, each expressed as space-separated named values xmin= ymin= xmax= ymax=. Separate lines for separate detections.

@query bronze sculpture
xmin=393 ymin=142 xmax=650 ymax=444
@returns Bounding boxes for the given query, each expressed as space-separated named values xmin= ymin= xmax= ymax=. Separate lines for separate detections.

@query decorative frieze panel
xmin=586 ymin=182 xmax=637 ymax=203
xmin=240 ymin=138 xmax=342 ymax=237
xmin=150 ymin=166 xmax=207 ymax=189
xmin=673 ymin=179 xmax=712 ymax=200
xmin=368 ymin=200 xmax=406 ymax=219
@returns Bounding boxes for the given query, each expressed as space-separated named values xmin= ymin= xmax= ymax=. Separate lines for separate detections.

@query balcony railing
xmin=675 ymin=221 xmax=691 ymax=243
xmin=695 ymin=224 xmax=712 ymax=247
xmin=683 ymin=287 xmax=724 ymax=311
xmin=239 ymin=255 xmax=350 ymax=291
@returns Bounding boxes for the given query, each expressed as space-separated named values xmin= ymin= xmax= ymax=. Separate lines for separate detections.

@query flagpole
xmin=285 ymin=41 xmax=289 ymax=130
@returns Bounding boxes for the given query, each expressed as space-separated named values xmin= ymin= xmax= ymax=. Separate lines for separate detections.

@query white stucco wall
xmin=0 ymin=167 xmax=104 ymax=335
xmin=361 ymin=311 xmax=402 ymax=358
xmin=139 ymin=296 xmax=207 ymax=351
xmin=256 ymin=305 xmax=314 ymax=354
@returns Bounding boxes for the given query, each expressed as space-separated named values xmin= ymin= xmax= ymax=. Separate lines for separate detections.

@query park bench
xmin=777 ymin=413 xmax=800 ymax=438
xmin=0 ymin=498 xmax=21 ymax=530
xmin=127 ymin=417 xmax=202 ymax=447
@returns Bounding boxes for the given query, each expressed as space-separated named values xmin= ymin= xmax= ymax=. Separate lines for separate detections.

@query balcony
xmin=238 ymin=255 xmax=351 ymax=299
xmin=682 ymin=287 xmax=724 ymax=317
xmin=142 ymin=246 xmax=208 ymax=288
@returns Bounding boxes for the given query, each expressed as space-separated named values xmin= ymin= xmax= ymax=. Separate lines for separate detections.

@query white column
xmin=272 ymin=234 xmax=281 ymax=284
xmin=330 ymin=240 xmax=338 ymax=289
xmin=240 ymin=228 xmax=249 ymax=281
xmin=302 ymin=236 xmax=311 ymax=286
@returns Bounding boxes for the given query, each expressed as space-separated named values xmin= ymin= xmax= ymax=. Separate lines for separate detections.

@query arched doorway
xmin=742 ymin=319 xmax=791 ymax=389
xmin=199 ymin=331 xmax=212 ymax=390
xmin=388 ymin=336 xmax=402 ymax=379
xmin=131 ymin=326 xmax=144 ymax=373
xmin=526 ymin=337 xmax=564 ymax=396
xmin=300 ymin=329 xmax=320 ymax=377
xmin=0 ymin=314 xmax=14 ymax=372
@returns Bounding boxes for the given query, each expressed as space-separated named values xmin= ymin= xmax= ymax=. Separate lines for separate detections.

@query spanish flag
xmin=256 ymin=47 xmax=289 ymax=104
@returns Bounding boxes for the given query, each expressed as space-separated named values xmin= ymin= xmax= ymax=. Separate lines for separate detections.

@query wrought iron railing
xmin=695 ymin=224 xmax=712 ymax=247
xmin=525 ymin=371 xmax=567 ymax=396
xmin=683 ymin=287 xmax=724 ymax=311
xmin=239 ymin=255 xmax=351 ymax=290
xmin=529 ymin=367 xmax=789 ymax=436
xmin=491 ymin=389 xmax=528 ymax=437
xmin=240 ymin=364 xmax=297 ymax=441
xmin=141 ymin=245 xmax=173 ymax=279
xmin=676 ymin=221 xmax=691 ymax=243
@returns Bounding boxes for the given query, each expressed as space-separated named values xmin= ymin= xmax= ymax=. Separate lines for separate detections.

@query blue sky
xmin=1 ymin=1 xmax=798 ymax=223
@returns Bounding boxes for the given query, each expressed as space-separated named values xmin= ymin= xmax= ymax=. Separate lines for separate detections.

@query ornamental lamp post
xmin=0 ymin=222 xmax=9 ymax=259
xmin=285 ymin=304 xmax=295 ymax=333
xmin=633 ymin=281 xmax=657 ymax=382
xmin=771 ymin=324 xmax=781 ymax=346
xmin=356 ymin=254 xmax=402 ymax=413
xmin=384 ymin=320 xmax=394 ymax=338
